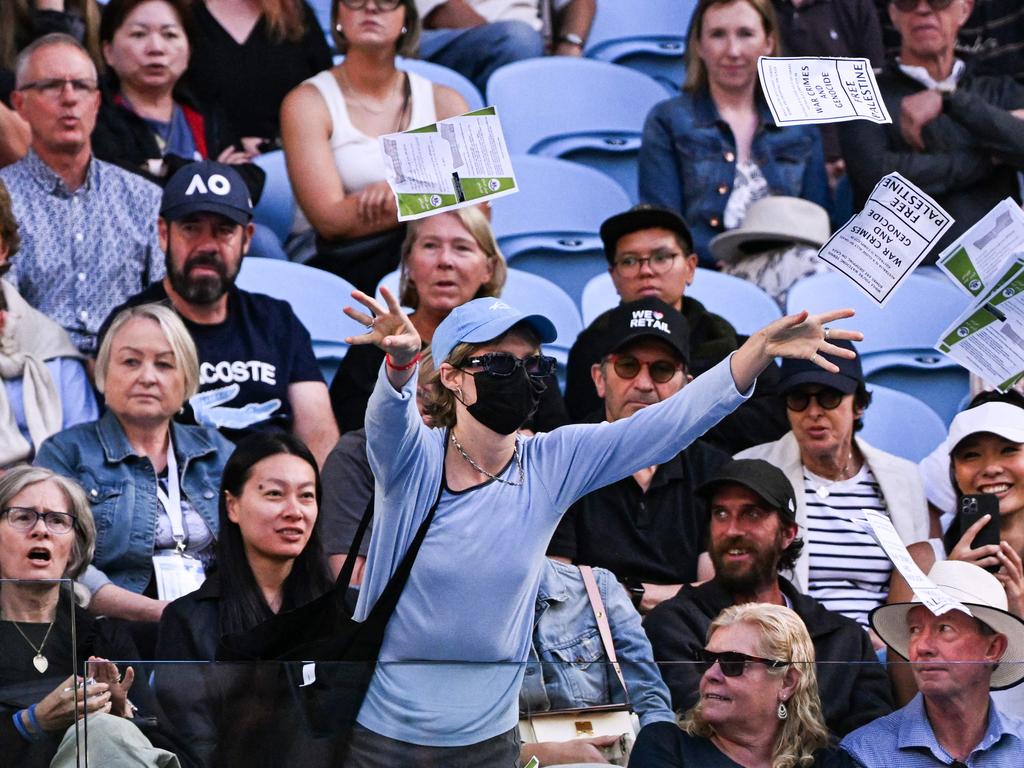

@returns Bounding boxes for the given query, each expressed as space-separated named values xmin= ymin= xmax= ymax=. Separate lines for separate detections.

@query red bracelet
xmin=386 ymin=352 xmax=420 ymax=371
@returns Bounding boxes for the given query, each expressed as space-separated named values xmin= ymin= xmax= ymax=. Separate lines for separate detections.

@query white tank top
xmin=307 ymin=68 xmax=437 ymax=195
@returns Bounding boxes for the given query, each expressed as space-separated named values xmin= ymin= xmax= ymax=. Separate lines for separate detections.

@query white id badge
xmin=152 ymin=552 xmax=206 ymax=602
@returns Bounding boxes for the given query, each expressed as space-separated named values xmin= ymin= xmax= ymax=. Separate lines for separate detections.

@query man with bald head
xmin=0 ymin=33 xmax=162 ymax=354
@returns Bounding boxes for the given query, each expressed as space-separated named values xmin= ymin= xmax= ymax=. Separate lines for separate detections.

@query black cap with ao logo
xmin=600 ymin=204 xmax=694 ymax=263
xmin=696 ymin=459 xmax=798 ymax=524
xmin=599 ymin=298 xmax=690 ymax=365
xmin=160 ymin=160 xmax=253 ymax=226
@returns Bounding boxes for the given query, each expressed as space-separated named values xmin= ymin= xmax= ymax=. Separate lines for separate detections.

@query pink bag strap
xmin=579 ymin=565 xmax=630 ymax=706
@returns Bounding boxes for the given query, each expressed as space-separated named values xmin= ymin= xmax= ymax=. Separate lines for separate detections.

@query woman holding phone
xmin=338 ymin=284 xmax=859 ymax=765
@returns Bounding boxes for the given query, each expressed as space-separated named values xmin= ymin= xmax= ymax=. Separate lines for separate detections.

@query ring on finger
xmin=823 ymin=327 xmax=831 ymax=342
xmin=810 ymin=353 xmax=820 ymax=365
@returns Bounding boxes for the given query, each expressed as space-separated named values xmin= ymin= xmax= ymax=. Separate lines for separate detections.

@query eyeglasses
xmin=695 ymin=649 xmax=788 ymax=677
xmin=608 ymin=354 xmax=682 ymax=384
xmin=785 ymin=387 xmax=844 ymax=412
xmin=17 ymin=78 xmax=98 ymax=99
xmin=462 ymin=352 xmax=557 ymax=378
xmin=613 ymin=251 xmax=681 ymax=277
xmin=339 ymin=0 xmax=403 ymax=10
xmin=891 ymin=0 xmax=955 ymax=11
xmin=1 ymin=507 xmax=77 ymax=535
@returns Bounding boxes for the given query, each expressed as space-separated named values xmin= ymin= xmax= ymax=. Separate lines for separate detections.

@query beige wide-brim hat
xmin=709 ymin=196 xmax=831 ymax=264
xmin=870 ymin=561 xmax=1024 ymax=690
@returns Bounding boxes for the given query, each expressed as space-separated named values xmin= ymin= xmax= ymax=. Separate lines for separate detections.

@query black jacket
xmin=643 ymin=577 xmax=893 ymax=737
xmin=840 ymin=59 xmax=1024 ymax=262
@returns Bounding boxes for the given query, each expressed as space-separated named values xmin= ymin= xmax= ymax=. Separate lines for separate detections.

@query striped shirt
xmin=804 ymin=464 xmax=891 ymax=628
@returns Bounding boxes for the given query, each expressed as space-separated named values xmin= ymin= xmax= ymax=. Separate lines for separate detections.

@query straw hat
xmin=708 ymin=196 xmax=831 ymax=264
xmin=870 ymin=561 xmax=1024 ymax=690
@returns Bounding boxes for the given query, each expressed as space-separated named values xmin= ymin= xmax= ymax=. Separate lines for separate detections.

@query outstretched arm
xmin=729 ymin=308 xmax=862 ymax=393
xmin=344 ymin=287 xmax=422 ymax=391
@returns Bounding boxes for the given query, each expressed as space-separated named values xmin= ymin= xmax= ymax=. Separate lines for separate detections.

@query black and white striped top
xmin=804 ymin=465 xmax=891 ymax=628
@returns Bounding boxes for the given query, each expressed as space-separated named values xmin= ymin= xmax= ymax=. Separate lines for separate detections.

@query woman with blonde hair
xmin=34 ymin=304 xmax=234 ymax=646
xmin=630 ymin=603 xmax=851 ymax=767
xmin=328 ymin=205 xmax=570 ymax=435
xmin=639 ymin=0 xmax=829 ymax=267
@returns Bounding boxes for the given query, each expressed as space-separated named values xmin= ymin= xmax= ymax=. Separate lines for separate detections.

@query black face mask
xmin=465 ymin=368 xmax=547 ymax=435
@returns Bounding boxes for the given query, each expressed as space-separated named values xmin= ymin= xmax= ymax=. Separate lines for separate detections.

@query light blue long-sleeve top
xmin=354 ymin=355 xmax=750 ymax=746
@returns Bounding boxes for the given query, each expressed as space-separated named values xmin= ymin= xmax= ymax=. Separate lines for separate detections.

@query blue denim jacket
xmin=639 ymin=88 xmax=830 ymax=265
xmin=519 ymin=559 xmax=675 ymax=728
xmin=35 ymin=410 xmax=233 ymax=594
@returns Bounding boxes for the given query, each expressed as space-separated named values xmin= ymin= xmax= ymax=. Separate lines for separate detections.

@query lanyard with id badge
xmin=152 ymin=439 xmax=206 ymax=601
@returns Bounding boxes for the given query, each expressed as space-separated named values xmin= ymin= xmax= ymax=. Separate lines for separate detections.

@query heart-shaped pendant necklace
xmin=10 ymin=620 xmax=55 ymax=675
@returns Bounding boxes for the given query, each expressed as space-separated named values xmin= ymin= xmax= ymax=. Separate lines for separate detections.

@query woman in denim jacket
xmin=519 ymin=558 xmax=675 ymax=766
xmin=639 ymin=0 xmax=829 ymax=267
xmin=35 ymin=304 xmax=233 ymax=631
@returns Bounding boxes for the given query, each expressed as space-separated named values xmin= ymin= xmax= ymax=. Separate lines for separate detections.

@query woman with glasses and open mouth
xmin=338 ymin=283 xmax=859 ymax=766
xmin=737 ymin=339 xmax=929 ymax=645
xmin=629 ymin=602 xmax=851 ymax=767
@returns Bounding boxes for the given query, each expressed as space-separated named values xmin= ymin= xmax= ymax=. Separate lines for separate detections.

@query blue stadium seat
xmin=309 ymin=0 xmax=334 ymax=49
xmin=859 ymin=385 xmax=948 ymax=462
xmin=491 ymin=155 xmax=631 ymax=304
xmin=237 ymin=258 xmax=364 ymax=380
xmin=251 ymin=151 xmax=295 ymax=244
xmin=584 ymin=0 xmax=697 ymax=92
xmin=375 ymin=268 xmax=582 ymax=384
xmin=486 ymin=58 xmax=669 ymax=201
xmin=397 ymin=57 xmax=485 ymax=111
xmin=786 ymin=271 xmax=971 ymax=423
xmin=580 ymin=268 xmax=781 ymax=336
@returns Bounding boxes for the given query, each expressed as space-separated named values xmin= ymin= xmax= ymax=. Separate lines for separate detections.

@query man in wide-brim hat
xmin=840 ymin=560 xmax=1024 ymax=766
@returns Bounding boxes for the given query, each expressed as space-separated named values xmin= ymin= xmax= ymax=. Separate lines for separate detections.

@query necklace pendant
xmin=816 ymin=486 xmax=830 ymax=499
xmin=33 ymin=653 xmax=48 ymax=674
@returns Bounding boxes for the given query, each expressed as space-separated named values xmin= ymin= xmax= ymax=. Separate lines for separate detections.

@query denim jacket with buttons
xmin=639 ymin=87 xmax=830 ymax=265
xmin=34 ymin=409 xmax=233 ymax=595
xmin=519 ymin=559 xmax=675 ymax=728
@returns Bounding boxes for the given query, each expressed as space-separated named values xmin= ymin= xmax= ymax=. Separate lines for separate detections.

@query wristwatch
xmin=558 ymin=32 xmax=585 ymax=49
xmin=623 ymin=579 xmax=646 ymax=608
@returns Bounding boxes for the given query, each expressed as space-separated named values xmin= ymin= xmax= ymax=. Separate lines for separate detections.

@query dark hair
xmin=853 ymin=382 xmax=872 ymax=432
xmin=215 ymin=432 xmax=332 ymax=637
xmin=778 ymin=534 xmax=804 ymax=573
xmin=332 ymin=0 xmax=420 ymax=57
xmin=99 ymin=0 xmax=195 ymax=46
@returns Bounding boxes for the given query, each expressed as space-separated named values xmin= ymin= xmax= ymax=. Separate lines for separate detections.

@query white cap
xmin=947 ymin=402 xmax=1024 ymax=453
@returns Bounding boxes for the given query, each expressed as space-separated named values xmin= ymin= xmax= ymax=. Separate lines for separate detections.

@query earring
xmin=335 ymin=23 xmax=343 ymax=33
xmin=777 ymin=700 xmax=788 ymax=720
xmin=401 ymin=25 xmax=407 ymax=34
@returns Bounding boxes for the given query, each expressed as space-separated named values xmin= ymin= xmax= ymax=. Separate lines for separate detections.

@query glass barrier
xmin=2 ymin=657 xmax=1014 ymax=767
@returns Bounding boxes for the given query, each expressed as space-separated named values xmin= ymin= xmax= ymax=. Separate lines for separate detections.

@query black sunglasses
xmin=462 ymin=352 xmax=556 ymax=378
xmin=608 ymin=354 xmax=682 ymax=384
xmin=695 ymin=649 xmax=788 ymax=677
xmin=891 ymin=0 xmax=955 ymax=11
xmin=785 ymin=387 xmax=844 ymax=412
xmin=339 ymin=0 xmax=403 ymax=9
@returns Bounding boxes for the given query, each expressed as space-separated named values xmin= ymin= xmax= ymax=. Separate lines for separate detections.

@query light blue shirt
xmin=841 ymin=692 xmax=1024 ymax=767
xmin=355 ymin=355 xmax=748 ymax=746
xmin=2 ymin=358 xmax=97 ymax=450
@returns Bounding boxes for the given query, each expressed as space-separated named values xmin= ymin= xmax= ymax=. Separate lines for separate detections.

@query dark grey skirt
xmin=343 ymin=724 xmax=521 ymax=768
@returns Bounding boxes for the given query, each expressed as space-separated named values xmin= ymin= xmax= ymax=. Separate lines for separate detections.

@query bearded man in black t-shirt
xmin=100 ymin=160 xmax=339 ymax=465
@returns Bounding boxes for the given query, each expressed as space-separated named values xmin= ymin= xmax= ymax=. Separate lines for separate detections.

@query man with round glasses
xmin=0 ymin=33 xmax=163 ymax=355
xmin=841 ymin=0 xmax=1024 ymax=262
xmin=548 ymin=297 xmax=731 ymax=614
xmin=737 ymin=341 xmax=929 ymax=630
xmin=565 ymin=204 xmax=789 ymax=453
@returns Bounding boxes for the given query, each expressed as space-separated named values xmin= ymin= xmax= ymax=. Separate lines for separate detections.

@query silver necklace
xmin=813 ymin=452 xmax=855 ymax=499
xmin=450 ymin=431 xmax=525 ymax=486
xmin=8 ymin=619 xmax=56 ymax=674
xmin=338 ymin=67 xmax=401 ymax=116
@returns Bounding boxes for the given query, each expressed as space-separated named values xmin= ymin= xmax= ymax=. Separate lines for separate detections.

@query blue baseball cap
xmin=161 ymin=160 xmax=253 ymax=225
xmin=431 ymin=298 xmax=558 ymax=364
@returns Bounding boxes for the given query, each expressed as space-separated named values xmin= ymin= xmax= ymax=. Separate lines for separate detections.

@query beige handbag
xmin=518 ymin=566 xmax=639 ymax=766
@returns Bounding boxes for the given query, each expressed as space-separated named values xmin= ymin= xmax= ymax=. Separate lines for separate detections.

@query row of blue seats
xmin=237 ymin=255 xmax=967 ymax=459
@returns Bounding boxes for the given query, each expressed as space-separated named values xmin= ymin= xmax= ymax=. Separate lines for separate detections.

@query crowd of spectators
xmin=1 ymin=1 xmax=1024 ymax=767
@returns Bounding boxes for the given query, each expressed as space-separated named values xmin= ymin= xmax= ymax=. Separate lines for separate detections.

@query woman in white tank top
xmin=280 ymin=0 xmax=467 ymax=291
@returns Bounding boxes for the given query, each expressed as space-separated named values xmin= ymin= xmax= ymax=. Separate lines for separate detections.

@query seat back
xmin=859 ymin=385 xmax=948 ymax=462
xmin=487 ymin=59 xmax=669 ymax=200
xmin=584 ymin=0 xmax=697 ymax=92
xmin=251 ymin=151 xmax=295 ymax=243
xmin=397 ymin=57 xmax=485 ymax=111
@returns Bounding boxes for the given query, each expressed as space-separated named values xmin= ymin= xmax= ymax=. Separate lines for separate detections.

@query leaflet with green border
xmin=379 ymin=106 xmax=518 ymax=221
xmin=937 ymin=198 xmax=1024 ymax=298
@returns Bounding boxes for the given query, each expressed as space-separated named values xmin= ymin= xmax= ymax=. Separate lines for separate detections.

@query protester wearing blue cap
xmin=340 ymin=285 xmax=861 ymax=765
